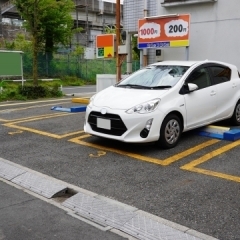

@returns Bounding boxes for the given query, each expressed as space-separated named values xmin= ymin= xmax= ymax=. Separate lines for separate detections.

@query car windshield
xmin=117 ymin=65 xmax=189 ymax=89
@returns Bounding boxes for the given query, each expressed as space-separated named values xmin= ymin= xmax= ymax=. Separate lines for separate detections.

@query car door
xmin=207 ymin=64 xmax=237 ymax=120
xmin=182 ymin=66 xmax=217 ymax=129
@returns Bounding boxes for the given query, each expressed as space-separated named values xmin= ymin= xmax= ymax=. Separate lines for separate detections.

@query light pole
xmin=116 ymin=0 xmax=121 ymax=82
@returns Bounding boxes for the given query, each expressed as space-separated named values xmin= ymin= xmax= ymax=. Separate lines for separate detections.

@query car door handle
xmin=210 ymin=91 xmax=216 ymax=96
xmin=232 ymin=83 xmax=237 ymax=88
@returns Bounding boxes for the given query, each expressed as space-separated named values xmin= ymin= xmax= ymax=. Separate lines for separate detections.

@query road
xmin=61 ymin=85 xmax=96 ymax=96
xmin=0 ymin=94 xmax=239 ymax=240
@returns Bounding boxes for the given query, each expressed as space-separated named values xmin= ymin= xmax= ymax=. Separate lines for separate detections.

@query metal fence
xmin=22 ymin=52 xmax=140 ymax=81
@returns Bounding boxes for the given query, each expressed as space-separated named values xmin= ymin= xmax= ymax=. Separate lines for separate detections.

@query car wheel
xmin=231 ymin=101 xmax=240 ymax=126
xmin=157 ymin=114 xmax=182 ymax=149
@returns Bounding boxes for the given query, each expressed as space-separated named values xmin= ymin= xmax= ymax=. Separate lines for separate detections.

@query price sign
xmin=164 ymin=19 xmax=189 ymax=37
xmin=138 ymin=14 xmax=190 ymax=49
xmin=96 ymin=34 xmax=115 ymax=58
xmin=139 ymin=22 xmax=160 ymax=39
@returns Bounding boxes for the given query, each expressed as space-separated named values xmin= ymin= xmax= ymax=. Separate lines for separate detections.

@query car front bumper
xmin=84 ymin=105 xmax=165 ymax=143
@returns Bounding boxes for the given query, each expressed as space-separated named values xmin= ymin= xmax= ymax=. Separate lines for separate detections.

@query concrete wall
xmin=123 ymin=0 xmax=240 ymax=69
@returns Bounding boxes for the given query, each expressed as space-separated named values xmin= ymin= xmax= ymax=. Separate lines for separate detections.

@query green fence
xmin=22 ymin=52 xmax=140 ymax=81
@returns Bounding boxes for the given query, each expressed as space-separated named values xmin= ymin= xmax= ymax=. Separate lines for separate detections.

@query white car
xmin=84 ymin=60 xmax=240 ymax=149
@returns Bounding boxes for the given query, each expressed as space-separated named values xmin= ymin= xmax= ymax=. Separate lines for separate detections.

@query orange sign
xmin=138 ymin=14 xmax=190 ymax=49
xmin=96 ymin=34 xmax=115 ymax=58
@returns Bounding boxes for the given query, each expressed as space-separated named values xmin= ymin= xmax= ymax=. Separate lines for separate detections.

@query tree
xmin=14 ymin=0 xmax=74 ymax=86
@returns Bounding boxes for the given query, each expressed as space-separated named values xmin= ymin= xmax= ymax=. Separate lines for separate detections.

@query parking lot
xmin=0 ymin=98 xmax=239 ymax=240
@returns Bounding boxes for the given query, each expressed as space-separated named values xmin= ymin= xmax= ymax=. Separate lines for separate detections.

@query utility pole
xmin=85 ymin=0 xmax=89 ymax=47
xmin=76 ymin=1 xmax=79 ymax=45
xmin=0 ymin=6 xmax=2 ymax=37
xmin=116 ymin=0 xmax=121 ymax=82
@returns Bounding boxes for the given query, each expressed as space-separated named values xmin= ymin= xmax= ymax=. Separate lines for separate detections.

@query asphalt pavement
xmin=0 ymin=179 xmax=128 ymax=240
xmin=0 ymin=86 xmax=128 ymax=240
xmin=1 ymin=86 xmax=237 ymax=240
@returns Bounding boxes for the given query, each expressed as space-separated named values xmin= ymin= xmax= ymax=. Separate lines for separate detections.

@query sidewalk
xmin=0 ymin=180 xmax=128 ymax=240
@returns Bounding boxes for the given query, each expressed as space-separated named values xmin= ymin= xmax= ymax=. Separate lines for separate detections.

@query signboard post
xmin=96 ymin=34 xmax=115 ymax=58
xmin=138 ymin=14 xmax=190 ymax=59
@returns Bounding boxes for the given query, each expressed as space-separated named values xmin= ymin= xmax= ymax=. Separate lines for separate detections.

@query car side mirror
xmin=188 ymin=83 xmax=198 ymax=92
xmin=179 ymin=83 xmax=198 ymax=95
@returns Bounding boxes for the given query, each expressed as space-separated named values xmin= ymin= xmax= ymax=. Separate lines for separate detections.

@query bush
xmin=60 ymin=75 xmax=84 ymax=86
xmin=18 ymin=85 xmax=46 ymax=99
xmin=18 ymin=84 xmax=63 ymax=99
xmin=0 ymin=88 xmax=27 ymax=101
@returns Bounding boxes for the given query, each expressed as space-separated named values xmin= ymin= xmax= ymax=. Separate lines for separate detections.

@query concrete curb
xmin=72 ymin=98 xmax=90 ymax=104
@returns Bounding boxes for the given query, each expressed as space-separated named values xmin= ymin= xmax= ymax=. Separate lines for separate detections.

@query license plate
xmin=97 ymin=118 xmax=111 ymax=130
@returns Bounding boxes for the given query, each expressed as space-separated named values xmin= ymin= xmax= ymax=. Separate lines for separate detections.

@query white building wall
xmin=158 ymin=0 xmax=240 ymax=69
xmin=124 ymin=0 xmax=240 ymax=69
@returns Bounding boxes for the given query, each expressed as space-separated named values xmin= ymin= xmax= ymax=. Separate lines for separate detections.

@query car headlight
xmin=126 ymin=99 xmax=160 ymax=114
xmin=88 ymin=94 xmax=96 ymax=109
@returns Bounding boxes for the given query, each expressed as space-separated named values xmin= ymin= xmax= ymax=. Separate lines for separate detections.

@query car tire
xmin=231 ymin=101 xmax=240 ymax=126
xmin=156 ymin=114 xmax=182 ymax=149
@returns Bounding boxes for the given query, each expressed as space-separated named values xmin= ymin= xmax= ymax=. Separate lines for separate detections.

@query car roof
xmin=150 ymin=60 xmax=238 ymax=69
xmin=150 ymin=60 xmax=200 ymax=67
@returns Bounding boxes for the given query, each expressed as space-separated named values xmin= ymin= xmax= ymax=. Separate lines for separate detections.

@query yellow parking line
xmin=1 ymin=113 xmax=68 ymax=123
xmin=181 ymin=139 xmax=240 ymax=183
xmin=69 ymin=135 xmax=219 ymax=166
xmin=1 ymin=113 xmax=67 ymax=123
xmin=0 ymin=118 xmax=8 ymax=122
xmin=0 ymin=98 xmax=70 ymax=107
xmin=4 ymin=113 xmax=69 ymax=124
xmin=161 ymin=139 xmax=219 ymax=165
xmin=3 ymin=113 xmax=84 ymax=139
xmin=0 ymin=101 xmax=71 ymax=113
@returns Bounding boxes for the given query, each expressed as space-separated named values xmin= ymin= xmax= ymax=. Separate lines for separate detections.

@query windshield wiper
xmin=149 ymin=85 xmax=172 ymax=89
xmin=116 ymin=84 xmax=150 ymax=89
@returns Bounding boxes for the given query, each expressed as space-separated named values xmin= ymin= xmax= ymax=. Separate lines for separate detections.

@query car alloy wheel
xmin=231 ymin=101 xmax=240 ymax=126
xmin=157 ymin=114 xmax=182 ymax=149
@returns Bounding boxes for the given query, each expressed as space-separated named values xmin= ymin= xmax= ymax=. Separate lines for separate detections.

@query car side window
xmin=185 ymin=67 xmax=211 ymax=90
xmin=209 ymin=66 xmax=231 ymax=84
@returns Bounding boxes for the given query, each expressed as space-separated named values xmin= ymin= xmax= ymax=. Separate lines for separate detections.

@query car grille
xmin=88 ymin=111 xmax=127 ymax=136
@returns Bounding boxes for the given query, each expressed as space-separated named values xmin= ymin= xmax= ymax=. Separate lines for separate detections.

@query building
xmin=0 ymin=0 xmax=121 ymax=49
xmin=123 ymin=0 xmax=240 ymax=71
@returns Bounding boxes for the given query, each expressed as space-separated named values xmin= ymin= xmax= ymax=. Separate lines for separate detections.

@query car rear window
xmin=209 ymin=66 xmax=231 ymax=84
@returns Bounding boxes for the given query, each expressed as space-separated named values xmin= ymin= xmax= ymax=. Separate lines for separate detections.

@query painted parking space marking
xmin=0 ymin=98 xmax=70 ymax=107
xmin=0 ymin=112 xmax=67 ymax=123
xmin=89 ymin=151 xmax=107 ymax=158
xmin=181 ymin=139 xmax=240 ymax=183
xmin=0 ymin=101 xmax=71 ymax=113
xmin=2 ymin=102 xmax=239 ymax=183
xmin=69 ymin=134 xmax=219 ymax=166
xmin=8 ymin=130 xmax=23 ymax=135
xmin=3 ymin=113 xmax=84 ymax=139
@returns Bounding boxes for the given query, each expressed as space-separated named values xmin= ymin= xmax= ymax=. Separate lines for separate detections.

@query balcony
xmin=75 ymin=0 xmax=121 ymax=14
xmin=161 ymin=0 xmax=217 ymax=7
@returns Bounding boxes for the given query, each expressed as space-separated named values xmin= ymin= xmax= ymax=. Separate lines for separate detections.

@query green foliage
xmin=5 ymin=34 xmax=32 ymax=52
xmin=0 ymin=83 xmax=27 ymax=101
xmin=20 ymin=51 xmax=140 ymax=82
xmin=132 ymin=36 xmax=140 ymax=60
xmin=71 ymin=45 xmax=85 ymax=56
xmin=14 ymin=0 xmax=75 ymax=85
xmin=18 ymin=84 xmax=63 ymax=99
xmin=60 ymin=76 xmax=84 ymax=86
